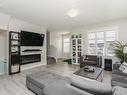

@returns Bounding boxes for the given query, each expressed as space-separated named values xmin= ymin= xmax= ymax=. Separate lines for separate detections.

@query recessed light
xmin=67 ymin=9 xmax=79 ymax=18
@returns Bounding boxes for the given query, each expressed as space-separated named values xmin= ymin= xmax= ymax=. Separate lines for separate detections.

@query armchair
xmin=79 ymin=55 xmax=102 ymax=68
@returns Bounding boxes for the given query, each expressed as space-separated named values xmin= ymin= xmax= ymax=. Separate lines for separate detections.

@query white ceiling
xmin=0 ymin=0 xmax=127 ymax=30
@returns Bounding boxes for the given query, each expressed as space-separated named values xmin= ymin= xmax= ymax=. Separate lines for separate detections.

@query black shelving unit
xmin=9 ymin=31 xmax=21 ymax=75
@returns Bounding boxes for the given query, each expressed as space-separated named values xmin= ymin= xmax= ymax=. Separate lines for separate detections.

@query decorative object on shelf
xmin=79 ymin=34 xmax=82 ymax=38
xmin=11 ymin=40 xmax=18 ymax=45
xmin=71 ymin=34 xmax=82 ymax=64
xmin=72 ymin=35 xmax=74 ymax=38
xmin=11 ymin=47 xmax=18 ymax=53
xmin=113 ymin=41 xmax=127 ymax=63
xmin=9 ymin=31 xmax=21 ymax=75
xmin=73 ymin=46 xmax=76 ymax=51
xmin=11 ymin=33 xmax=19 ymax=39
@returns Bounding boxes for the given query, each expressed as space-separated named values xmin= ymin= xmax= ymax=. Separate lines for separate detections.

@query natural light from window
xmin=87 ymin=27 xmax=118 ymax=56
xmin=63 ymin=38 xmax=70 ymax=53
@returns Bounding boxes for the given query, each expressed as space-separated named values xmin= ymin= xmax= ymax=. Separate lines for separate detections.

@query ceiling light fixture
xmin=67 ymin=9 xmax=79 ymax=18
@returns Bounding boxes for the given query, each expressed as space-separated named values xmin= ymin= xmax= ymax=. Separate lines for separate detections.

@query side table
xmin=104 ymin=58 xmax=112 ymax=71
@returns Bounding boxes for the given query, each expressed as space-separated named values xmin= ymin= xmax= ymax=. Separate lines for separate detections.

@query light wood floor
xmin=0 ymin=62 xmax=112 ymax=95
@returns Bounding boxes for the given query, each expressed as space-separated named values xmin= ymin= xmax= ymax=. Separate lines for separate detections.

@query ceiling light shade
xmin=67 ymin=9 xmax=79 ymax=18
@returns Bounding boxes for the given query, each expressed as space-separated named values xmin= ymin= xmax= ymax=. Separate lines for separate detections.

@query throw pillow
xmin=119 ymin=62 xmax=127 ymax=73
xmin=123 ymin=69 xmax=127 ymax=74
xmin=122 ymin=61 xmax=127 ymax=67
xmin=113 ymin=86 xmax=127 ymax=95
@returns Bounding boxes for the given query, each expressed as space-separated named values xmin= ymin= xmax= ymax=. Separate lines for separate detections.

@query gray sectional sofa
xmin=112 ymin=64 xmax=127 ymax=88
xmin=26 ymin=64 xmax=127 ymax=95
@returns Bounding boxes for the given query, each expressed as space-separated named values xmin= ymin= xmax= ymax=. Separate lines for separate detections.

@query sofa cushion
xmin=113 ymin=86 xmax=127 ymax=95
xmin=26 ymin=71 xmax=62 ymax=89
xmin=65 ymin=84 xmax=93 ymax=95
xmin=84 ymin=60 xmax=96 ymax=64
xmin=112 ymin=74 xmax=127 ymax=88
xmin=71 ymin=76 xmax=112 ymax=95
xmin=119 ymin=62 xmax=127 ymax=72
xmin=86 ymin=55 xmax=97 ymax=60
xmin=43 ymin=78 xmax=71 ymax=95
xmin=112 ymin=69 xmax=127 ymax=77
xmin=112 ymin=64 xmax=127 ymax=78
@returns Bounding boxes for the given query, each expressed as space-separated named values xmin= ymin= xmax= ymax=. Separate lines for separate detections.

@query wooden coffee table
xmin=74 ymin=66 xmax=103 ymax=82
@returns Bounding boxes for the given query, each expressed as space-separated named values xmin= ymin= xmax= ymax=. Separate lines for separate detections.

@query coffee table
xmin=74 ymin=66 xmax=103 ymax=82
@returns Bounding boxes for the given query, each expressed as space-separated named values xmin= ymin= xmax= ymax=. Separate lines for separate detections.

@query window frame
xmin=87 ymin=26 xmax=118 ymax=57
xmin=62 ymin=35 xmax=71 ymax=54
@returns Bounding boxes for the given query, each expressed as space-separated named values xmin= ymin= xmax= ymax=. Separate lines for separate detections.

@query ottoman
xmin=26 ymin=71 xmax=64 ymax=95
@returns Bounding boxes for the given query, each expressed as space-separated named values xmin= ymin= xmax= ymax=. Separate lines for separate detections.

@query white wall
xmin=8 ymin=18 xmax=47 ymax=70
xmin=0 ymin=12 xmax=10 ymax=30
xmin=0 ymin=12 xmax=47 ymax=73
xmin=8 ymin=18 xmax=46 ymax=33
xmin=0 ymin=30 xmax=7 ymax=60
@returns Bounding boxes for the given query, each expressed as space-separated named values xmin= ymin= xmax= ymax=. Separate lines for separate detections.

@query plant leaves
xmin=113 ymin=41 xmax=126 ymax=62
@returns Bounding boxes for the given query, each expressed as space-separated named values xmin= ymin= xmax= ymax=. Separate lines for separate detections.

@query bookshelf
xmin=9 ymin=31 xmax=21 ymax=75
xmin=71 ymin=34 xmax=83 ymax=64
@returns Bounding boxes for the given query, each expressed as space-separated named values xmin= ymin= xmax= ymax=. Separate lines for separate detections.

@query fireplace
xmin=21 ymin=54 xmax=41 ymax=65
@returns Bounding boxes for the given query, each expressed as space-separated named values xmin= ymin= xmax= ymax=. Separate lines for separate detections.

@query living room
xmin=0 ymin=0 xmax=127 ymax=95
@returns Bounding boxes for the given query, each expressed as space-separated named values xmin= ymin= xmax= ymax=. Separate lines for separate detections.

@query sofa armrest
xmin=65 ymin=84 xmax=93 ymax=95
xmin=113 ymin=64 xmax=120 ymax=70
xmin=71 ymin=76 xmax=112 ymax=95
xmin=113 ymin=86 xmax=127 ymax=95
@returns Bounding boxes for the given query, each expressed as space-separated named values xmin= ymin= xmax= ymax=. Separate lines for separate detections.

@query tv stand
xmin=22 ymin=49 xmax=42 ymax=52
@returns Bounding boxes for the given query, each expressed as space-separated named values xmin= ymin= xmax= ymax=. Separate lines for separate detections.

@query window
xmin=63 ymin=38 xmax=70 ymax=53
xmin=87 ymin=28 xmax=118 ymax=56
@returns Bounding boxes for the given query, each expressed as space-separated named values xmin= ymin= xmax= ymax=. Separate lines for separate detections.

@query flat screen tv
xmin=21 ymin=31 xmax=45 ymax=46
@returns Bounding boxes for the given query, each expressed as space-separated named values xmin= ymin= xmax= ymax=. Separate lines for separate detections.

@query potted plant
xmin=113 ymin=41 xmax=127 ymax=63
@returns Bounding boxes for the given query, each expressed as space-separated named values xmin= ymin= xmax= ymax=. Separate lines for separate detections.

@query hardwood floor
xmin=0 ymin=74 xmax=34 ymax=95
xmin=0 ymin=62 xmax=111 ymax=95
